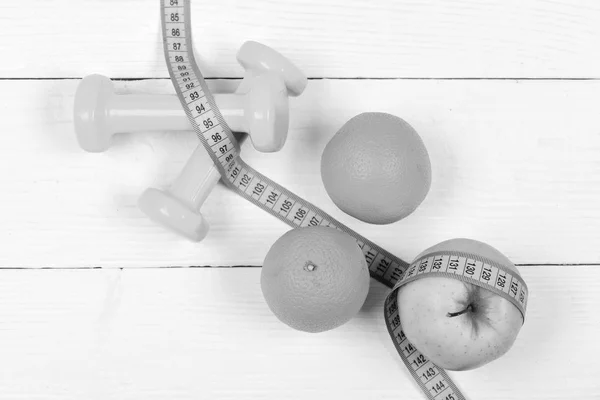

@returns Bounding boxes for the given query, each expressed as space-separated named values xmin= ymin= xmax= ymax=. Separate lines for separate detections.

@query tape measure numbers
xmin=385 ymin=252 xmax=528 ymax=400
xmin=159 ymin=2 xmax=529 ymax=399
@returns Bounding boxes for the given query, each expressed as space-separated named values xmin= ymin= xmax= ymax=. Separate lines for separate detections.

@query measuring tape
xmin=159 ymin=1 xmax=529 ymax=398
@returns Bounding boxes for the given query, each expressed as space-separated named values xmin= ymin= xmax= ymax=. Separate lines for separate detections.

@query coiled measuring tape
xmin=159 ymin=1 xmax=529 ymax=398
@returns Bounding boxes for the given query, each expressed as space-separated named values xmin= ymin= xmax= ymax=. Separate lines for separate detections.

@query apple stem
xmin=303 ymin=261 xmax=318 ymax=272
xmin=447 ymin=304 xmax=475 ymax=318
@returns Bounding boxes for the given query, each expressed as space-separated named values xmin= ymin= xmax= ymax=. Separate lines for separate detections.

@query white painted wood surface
xmin=1 ymin=79 xmax=599 ymax=266
xmin=1 ymin=1 xmax=599 ymax=399
xmin=2 ymin=1 xmax=600 ymax=78
xmin=0 ymin=266 xmax=598 ymax=399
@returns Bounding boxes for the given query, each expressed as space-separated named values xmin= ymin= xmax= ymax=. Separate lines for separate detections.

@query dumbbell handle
xmin=109 ymin=93 xmax=247 ymax=133
xmin=170 ymin=145 xmax=222 ymax=210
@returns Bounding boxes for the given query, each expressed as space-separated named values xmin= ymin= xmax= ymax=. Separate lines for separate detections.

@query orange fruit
xmin=321 ymin=112 xmax=431 ymax=224
xmin=260 ymin=226 xmax=370 ymax=333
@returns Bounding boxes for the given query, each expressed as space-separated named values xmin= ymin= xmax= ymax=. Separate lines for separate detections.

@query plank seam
xmin=2 ymin=77 xmax=600 ymax=81
xmin=0 ymin=264 xmax=597 ymax=270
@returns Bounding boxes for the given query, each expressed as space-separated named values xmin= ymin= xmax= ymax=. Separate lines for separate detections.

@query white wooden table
xmin=1 ymin=1 xmax=599 ymax=399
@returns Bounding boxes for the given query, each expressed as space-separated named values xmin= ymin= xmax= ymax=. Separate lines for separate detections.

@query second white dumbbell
xmin=138 ymin=41 xmax=308 ymax=241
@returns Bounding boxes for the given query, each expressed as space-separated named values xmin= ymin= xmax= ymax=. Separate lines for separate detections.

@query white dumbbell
xmin=138 ymin=41 xmax=308 ymax=241
xmin=73 ymin=73 xmax=286 ymax=153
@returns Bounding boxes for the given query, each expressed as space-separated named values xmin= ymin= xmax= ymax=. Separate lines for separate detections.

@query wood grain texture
xmin=1 ymin=79 xmax=599 ymax=267
xmin=2 ymin=0 xmax=600 ymax=78
xmin=1 ymin=2 xmax=598 ymax=399
xmin=0 ymin=266 xmax=597 ymax=399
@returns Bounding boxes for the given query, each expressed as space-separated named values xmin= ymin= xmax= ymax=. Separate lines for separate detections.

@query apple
xmin=397 ymin=238 xmax=525 ymax=371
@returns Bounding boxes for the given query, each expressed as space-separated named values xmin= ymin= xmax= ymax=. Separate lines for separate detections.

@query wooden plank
xmin=2 ymin=1 xmax=600 ymax=78
xmin=0 ymin=266 xmax=597 ymax=399
xmin=1 ymin=79 xmax=600 ymax=267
